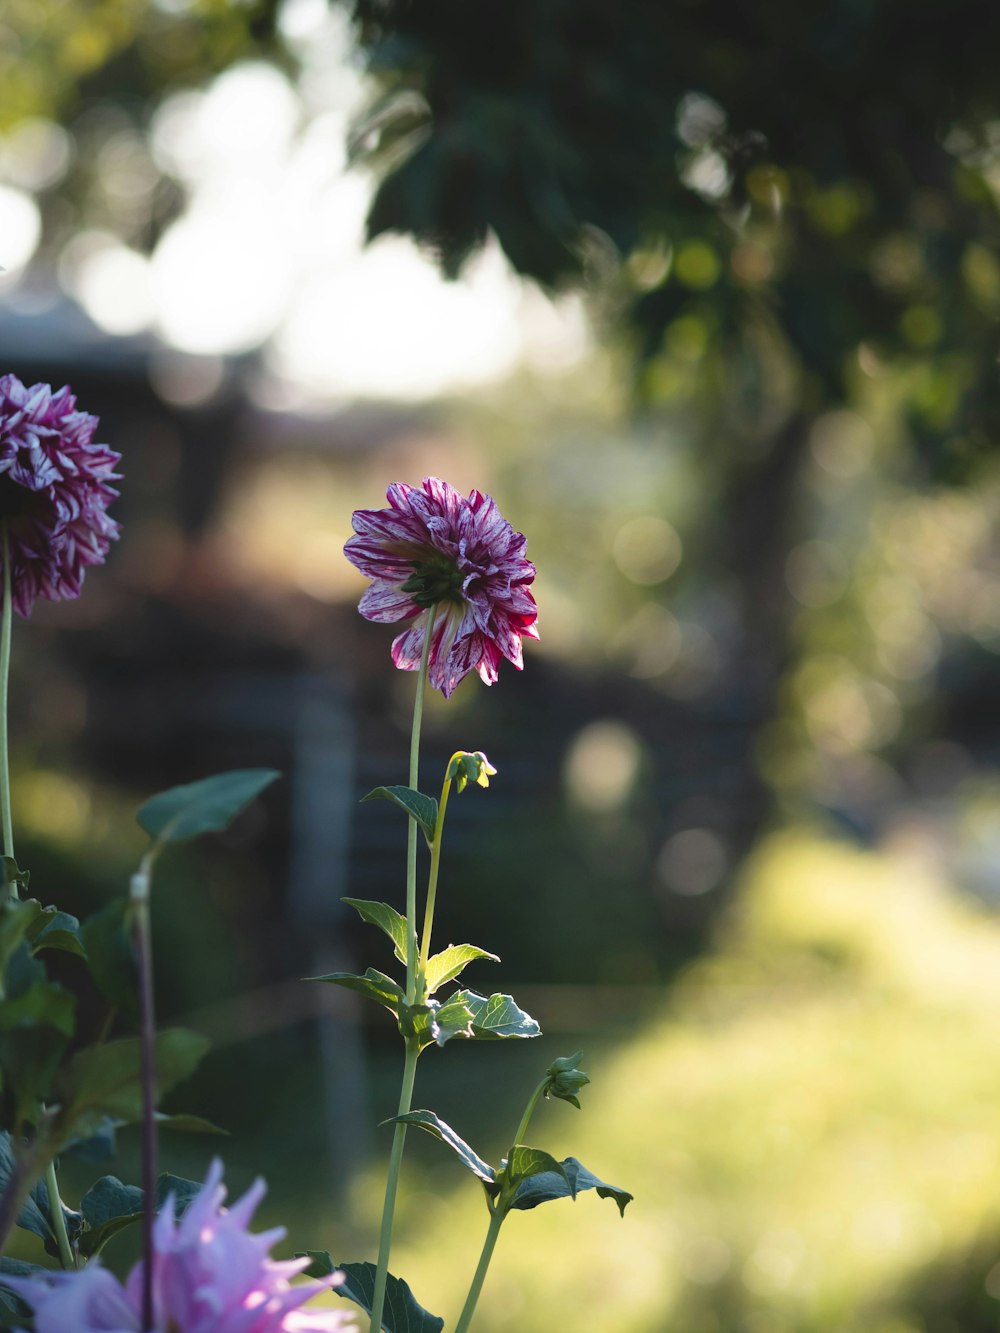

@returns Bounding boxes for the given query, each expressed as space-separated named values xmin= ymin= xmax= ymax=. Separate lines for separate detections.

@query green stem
xmin=0 ymin=525 xmax=14 ymax=873
xmin=453 ymin=1205 xmax=506 ymax=1333
xmin=404 ymin=615 xmax=434 ymax=1003
xmin=368 ymin=1040 xmax=419 ymax=1333
xmin=510 ymin=1076 xmax=548 ymax=1150
xmin=452 ymin=1074 xmax=549 ymax=1332
xmin=369 ymin=617 xmax=436 ymax=1333
xmin=416 ymin=758 xmax=460 ymax=988
xmin=44 ymin=1161 xmax=74 ymax=1270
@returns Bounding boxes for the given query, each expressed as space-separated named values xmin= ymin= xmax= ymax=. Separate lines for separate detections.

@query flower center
xmin=402 ymin=551 xmax=465 ymax=608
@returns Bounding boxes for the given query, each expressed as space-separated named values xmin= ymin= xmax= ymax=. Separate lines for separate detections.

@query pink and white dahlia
xmin=345 ymin=478 xmax=538 ymax=698
xmin=5 ymin=1160 xmax=352 ymax=1333
xmin=0 ymin=375 xmax=120 ymax=617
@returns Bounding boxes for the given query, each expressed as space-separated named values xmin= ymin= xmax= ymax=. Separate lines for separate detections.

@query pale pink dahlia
xmin=0 ymin=375 xmax=121 ymax=617
xmin=5 ymin=1160 xmax=352 ymax=1333
xmin=345 ymin=478 xmax=538 ymax=697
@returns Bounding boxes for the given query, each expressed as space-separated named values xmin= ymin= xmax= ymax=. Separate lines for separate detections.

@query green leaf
xmin=424 ymin=943 xmax=499 ymax=996
xmin=137 ymin=768 xmax=281 ymax=844
xmin=390 ymin=1110 xmax=496 ymax=1185
xmin=53 ymin=1028 xmax=210 ymax=1146
xmin=77 ymin=1171 xmax=205 ymax=1257
xmin=450 ymin=990 xmax=541 ymax=1040
xmin=361 ymin=786 xmax=438 ymax=841
xmin=0 ymin=898 xmax=42 ymax=993
xmin=0 ymin=1257 xmax=38 ymax=1325
xmin=27 ymin=906 xmax=86 ymax=959
xmin=335 ymin=1261 xmax=444 ymax=1333
xmin=398 ymin=995 xmax=474 ymax=1050
xmin=508 ymin=1155 xmax=633 ymax=1217
xmin=154 ymin=1172 xmax=204 ymax=1214
xmin=78 ymin=1174 xmax=144 ymax=1256
xmin=306 ymin=968 xmax=404 ymax=1015
xmin=505 ymin=1145 xmax=568 ymax=1192
xmin=343 ymin=899 xmax=408 ymax=964
xmin=0 ymin=964 xmax=75 ymax=1129
xmin=296 ymin=1248 xmax=336 ymax=1279
xmin=81 ymin=898 xmax=138 ymax=1019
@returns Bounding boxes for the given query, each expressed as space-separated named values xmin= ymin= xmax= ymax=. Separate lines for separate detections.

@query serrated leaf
xmin=27 ymin=906 xmax=86 ymax=958
xmin=424 ymin=943 xmax=499 ymax=996
xmin=53 ymin=1028 xmax=210 ymax=1146
xmin=335 ymin=1261 xmax=444 ymax=1333
xmin=450 ymin=990 xmax=541 ymax=1040
xmin=390 ymin=1110 xmax=496 ymax=1185
xmin=343 ymin=899 xmax=408 ymax=964
xmin=137 ymin=769 xmax=281 ymax=844
xmin=361 ymin=786 xmax=438 ymax=841
xmin=508 ymin=1155 xmax=633 ymax=1217
xmin=307 ymin=968 xmax=404 ymax=1015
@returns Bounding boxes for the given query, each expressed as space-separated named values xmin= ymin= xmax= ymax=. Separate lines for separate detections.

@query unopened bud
xmin=448 ymin=751 xmax=497 ymax=794
xmin=544 ymin=1050 xmax=590 ymax=1108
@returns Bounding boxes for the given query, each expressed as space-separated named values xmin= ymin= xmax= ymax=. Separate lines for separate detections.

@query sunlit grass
xmin=379 ymin=830 xmax=1000 ymax=1331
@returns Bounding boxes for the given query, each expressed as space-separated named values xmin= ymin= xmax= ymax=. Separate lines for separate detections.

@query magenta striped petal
xmin=348 ymin=478 xmax=537 ymax=696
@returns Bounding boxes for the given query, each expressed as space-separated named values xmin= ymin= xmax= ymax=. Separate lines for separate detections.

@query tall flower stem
xmin=369 ymin=618 xmax=435 ymax=1333
xmin=0 ymin=525 xmax=74 ymax=1271
xmin=0 ymin=525 xmax=15 ymax=874
xmin=453 ymin=1075 xmax=549 ymax=1333
xmin=131 ymin=857 xmax=158 ymax=1332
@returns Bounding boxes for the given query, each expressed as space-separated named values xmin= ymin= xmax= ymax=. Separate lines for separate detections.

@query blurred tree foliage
xmin=349 ymin=0 xmax=1000 ymax=467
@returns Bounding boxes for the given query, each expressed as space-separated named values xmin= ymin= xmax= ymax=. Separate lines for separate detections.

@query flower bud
xmin=544 ymin=1050 xmax=590 ymax=1108
xmin=448 ymin=751 xmax=498 ymax=793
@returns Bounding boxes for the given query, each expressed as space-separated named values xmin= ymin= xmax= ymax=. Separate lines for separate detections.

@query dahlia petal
xmin=358 ymin=581 xmax=421 ymax=623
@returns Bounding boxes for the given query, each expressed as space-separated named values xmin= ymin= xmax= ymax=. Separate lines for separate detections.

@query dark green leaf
xmin=53 ymin=1028 xmax=210 ymax=1146
xmin=137 ymin=769 xmax=281 ymax=844
xmin=28 ymin=907 xmax=86 ymax=959
xmin=508 ymin=1155 xmax=633 ymax=1217
xmin=306 ymin=968 xmax=404 ymax=1015
xmin=81 ymin=898 xmax=137 ymax=1019
xmin=154 ymin=1173 xmax=203 ymax=1215
xmin=62 ymin=1117 xmax=119 ymax=1163
xmin=451 ymin=990 xmax=541 ymax=1040
xmin=0 ymin=1257 xmax=36 ymax=1325
xmin=335 ymin=1261 xmax=444 ymax=1333
xmin=296 ymin=1249 xmax=336 ymax=1279
xmin=361 ymin=786 xmax=438 ymax=841
xmin=390 ymin=1110 xmax=495 ymax=1185
xmin=79 ymin=1175 xmax=144 ymax=1256
xmin=0 ymin=899 xmax=42 ymax=992
xmin=342 ymin=899 xmax=408 ymax=964
xmin=424 ymin=944 xmax=498 ymax=996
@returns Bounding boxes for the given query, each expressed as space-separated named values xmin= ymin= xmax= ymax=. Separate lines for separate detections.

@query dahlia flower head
xmin=345 ymin=478 xmax=538 ymax=697
xmin=0 ymin=374 xmax=121 ymax=617
xmin=5 ymin=1160 xmax=352 ymax=1333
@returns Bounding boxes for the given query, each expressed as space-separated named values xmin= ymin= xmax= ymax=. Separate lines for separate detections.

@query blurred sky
xmin=0 ymin=0 xmax=588 ymax=402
